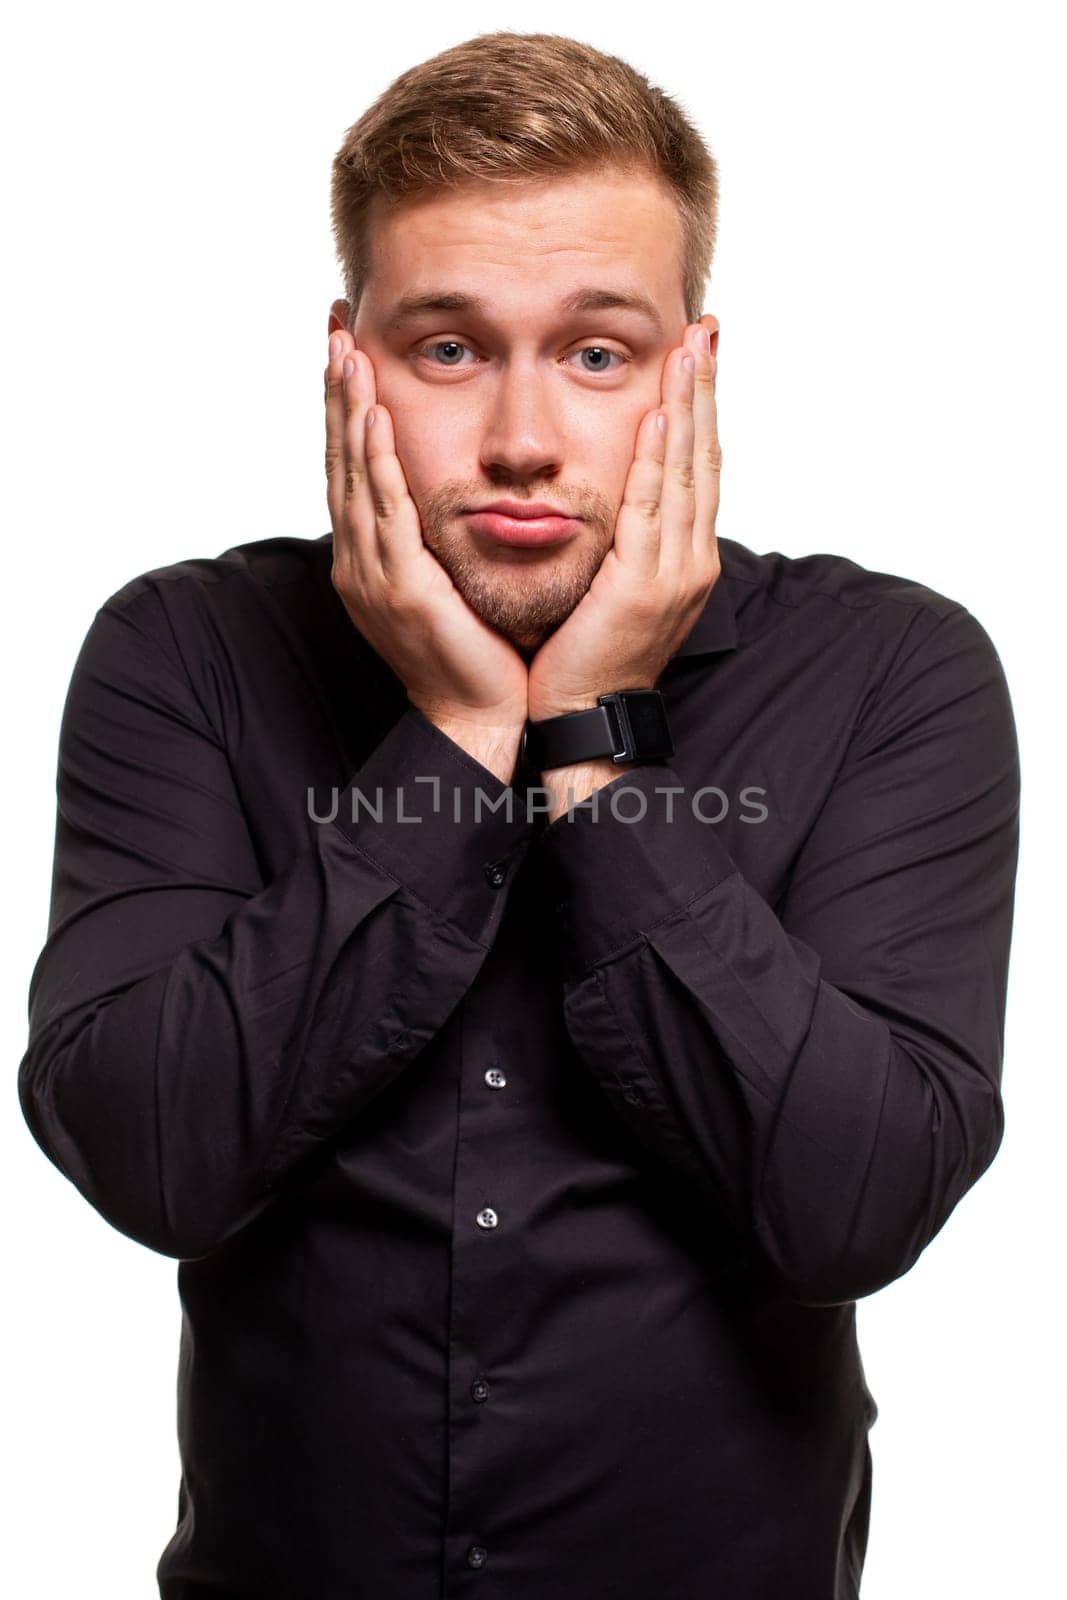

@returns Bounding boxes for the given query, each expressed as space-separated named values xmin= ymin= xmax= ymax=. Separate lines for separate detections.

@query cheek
xmin=573 ymin=406 xmax=651 ymax=498
xmin=384 ymin=390 xmax=469 ymax=493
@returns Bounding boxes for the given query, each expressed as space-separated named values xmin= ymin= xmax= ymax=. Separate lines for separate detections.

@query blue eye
xmin=421 ymin=340 xmax=473 ymax=367
xmin=569 ymin=346 xmax=625 ymax=374
xmin=416 ymin=341 xmax=628 ymax=373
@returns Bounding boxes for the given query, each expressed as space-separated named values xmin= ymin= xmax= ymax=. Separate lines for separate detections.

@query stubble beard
xmin=417 ymin=483 xmax=616 ymax=656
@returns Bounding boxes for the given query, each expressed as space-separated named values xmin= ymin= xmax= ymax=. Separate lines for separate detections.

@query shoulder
xmin=79 ymin=533 xmax=341 ymax=741
xmin=719 ymin=534 xmax=1008 ymax=671
xmin=99 ymin=531 xmax=333 ymax=620
xmin=716 ymin=538 xmax=1014 ymax=761
xmin=720 ymin=535 xmax=964 ymax=624
xmin=91 ymin=530 xmax=337 ymax=666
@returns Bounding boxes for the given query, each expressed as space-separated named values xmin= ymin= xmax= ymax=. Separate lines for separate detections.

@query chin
xmin=509 ymin=627 xmax=550 ymax=659
xmin=468 ymin=598 xmax=554 ymax=655
xmin=421 ymin=521 xmax=599 ymax=653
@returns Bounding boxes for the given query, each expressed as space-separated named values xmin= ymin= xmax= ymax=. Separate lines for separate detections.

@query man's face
xmin=330 ymin=165 xmax=694 ymax=654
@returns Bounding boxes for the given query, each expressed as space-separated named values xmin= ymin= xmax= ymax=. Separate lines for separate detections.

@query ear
xmin=328 ymin=298 xmax=352 ymax=338
xmin=698 ymin=312 xmax=719 ymax=361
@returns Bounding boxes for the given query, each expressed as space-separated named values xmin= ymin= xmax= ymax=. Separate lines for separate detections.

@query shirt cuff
xmin=535 ymin=763 xmax=740 ymax=971
xmin=328 ymin=704 xmax=535 ymax=948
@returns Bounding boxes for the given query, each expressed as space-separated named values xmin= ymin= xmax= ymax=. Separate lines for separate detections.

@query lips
xmin=465 ymin=510 xmax=581 ymax=548
xmin=472 ymin=501 xmax=572 ymax=519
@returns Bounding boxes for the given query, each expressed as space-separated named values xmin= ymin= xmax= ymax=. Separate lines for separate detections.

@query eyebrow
xmin=383 ymin=285 xmax=665 ymax=337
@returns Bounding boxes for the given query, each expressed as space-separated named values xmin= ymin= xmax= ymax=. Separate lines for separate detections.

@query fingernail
xmin=697 ymin=327 xmax=711 ymax=356
xmin=343 ymin=357 xmax=354 ymax=378
xmin=683 ymin=353 xmax=695 ymax=375
xmin=329 ymin=334 xmax=341 ymax=361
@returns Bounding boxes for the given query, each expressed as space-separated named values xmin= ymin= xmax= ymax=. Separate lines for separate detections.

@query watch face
xmin=620 ymin=692 xmax=673 ymax=755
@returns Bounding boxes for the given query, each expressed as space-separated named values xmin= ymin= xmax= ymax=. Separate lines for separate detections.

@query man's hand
xmin=527 ymin=321 xmax=721 ymax=724
xmin=325 ymin=330 xmax=529 ymax=785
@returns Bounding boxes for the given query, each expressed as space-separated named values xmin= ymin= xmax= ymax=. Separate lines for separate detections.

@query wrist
xmin=418 ymin=711 xmax=524 ymax=788
xmin=528 ymin=688 xmax=656 ymax=723
xmin=540 ymin=758 xmax=637 ymax=823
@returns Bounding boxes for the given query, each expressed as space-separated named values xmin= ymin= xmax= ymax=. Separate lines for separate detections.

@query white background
xmin=2 ymin=2 xmax=1063 ymax=1593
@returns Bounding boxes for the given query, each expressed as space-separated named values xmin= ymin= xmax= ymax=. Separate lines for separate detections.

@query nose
xmin=478 ymin=358 xmax=565 ymax=482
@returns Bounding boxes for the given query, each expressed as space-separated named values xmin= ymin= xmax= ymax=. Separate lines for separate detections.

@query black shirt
xmin=19 ymin=530 xmax=1020 ymax=1598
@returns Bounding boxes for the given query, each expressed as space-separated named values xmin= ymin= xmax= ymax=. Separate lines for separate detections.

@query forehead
xmin=362 ymin=167 xmax=685 ymax=333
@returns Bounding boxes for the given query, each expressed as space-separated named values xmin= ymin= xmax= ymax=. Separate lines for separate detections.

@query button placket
xmin=443 ymin=1000 xmax=526 ymax=1588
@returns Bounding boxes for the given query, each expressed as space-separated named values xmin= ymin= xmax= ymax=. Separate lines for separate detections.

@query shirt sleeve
xmin=18 ymin=596 xmax=534 ymax=1260
xmin=536 ymin=604 xmax=1021 ymax=1306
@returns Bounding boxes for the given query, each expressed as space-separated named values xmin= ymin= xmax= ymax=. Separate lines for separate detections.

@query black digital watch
xmin=521 ymin=689 xmax=674 ymax=772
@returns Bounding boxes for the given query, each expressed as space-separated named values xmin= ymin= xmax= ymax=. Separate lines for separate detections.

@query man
xmin=19 ymin=30 xmax=1019 ymax=1599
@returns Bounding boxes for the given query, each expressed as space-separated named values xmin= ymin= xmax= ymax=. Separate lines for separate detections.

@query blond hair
xmin=330 ymin=31 xmax=719 ymax=326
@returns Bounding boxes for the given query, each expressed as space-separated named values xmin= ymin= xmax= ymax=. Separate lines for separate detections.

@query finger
xmin=690 ymin=331 xmax=721 ymax=561
xmin=324 ymin=335 xmax=370 ymax=547
xmin=611 ymin=406 xmax=667 ymax=580
xmin=324 ymin=335 xmax=349 ymax=532
xmin=657 ymin=341 xmax=697 ymax=576
xmin=362 ymin=402 xmax=426 ymax=582
xmin=323 ymin=328 xmax=355 ymax=439
xmin=338 ymin=350 xmax=384 ymax=579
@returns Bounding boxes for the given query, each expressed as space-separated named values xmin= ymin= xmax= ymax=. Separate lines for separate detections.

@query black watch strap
xmin=522 ymin=689 xmax=674 ymax=771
